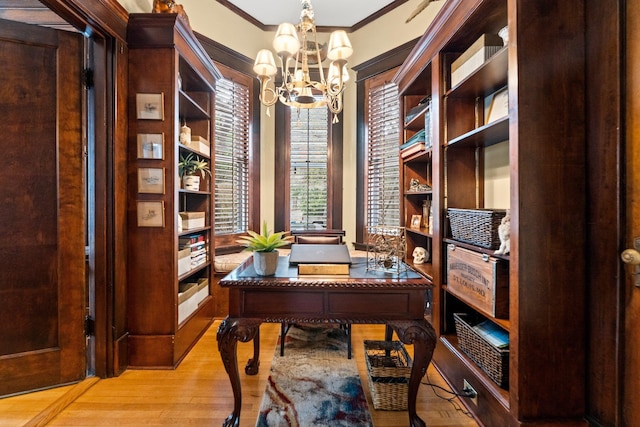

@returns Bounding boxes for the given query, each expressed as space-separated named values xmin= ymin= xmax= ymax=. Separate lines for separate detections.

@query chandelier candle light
xmin=253 ymin=0 xmax=353 ymax=123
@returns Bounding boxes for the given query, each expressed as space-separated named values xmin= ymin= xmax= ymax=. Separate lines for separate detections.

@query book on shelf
xmin=401 ymin=129 xmax=426 ymax=149
xmin=472 ymin=320 xmax=509 ymax=349
xmin=401 ymin=142 xmax=426 ymax=158
xmin=190 ymin=253 xmax=207 ymax=268
xmin=179 ymin=233 xmax=205 ymax=248
xmin=191 ymin=247 xmax=207 ymax=257
xmin=405 ymin=96 xmax=432 ymax=124
xmin=189 ymin=241 xmax=206 ymax=251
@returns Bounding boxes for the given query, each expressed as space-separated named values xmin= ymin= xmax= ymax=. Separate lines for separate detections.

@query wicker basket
xmin=453 ymin=313 xmax=509 ymax=388
xmin=364 ymin=340 xmax=412 ymax=410
xmin=447 ymin=208 xmax=507 ymax=249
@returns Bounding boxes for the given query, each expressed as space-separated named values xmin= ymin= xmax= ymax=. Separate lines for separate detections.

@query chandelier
xmin=252 ymin=0 xmax=353 ymax=122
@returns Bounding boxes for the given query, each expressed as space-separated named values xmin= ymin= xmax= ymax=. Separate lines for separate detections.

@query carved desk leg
xmin=387 ymin=319 xmax=437 ymax=427
xmin=246 ymin=327 xmax=260 ymax=375
xmin=217 ymin=317 xmax=261 ymax=427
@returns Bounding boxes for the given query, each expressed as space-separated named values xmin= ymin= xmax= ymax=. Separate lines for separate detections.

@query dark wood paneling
xmin=1 ymin=25 xmax=59 ymax=355
xmin=584 ymin=0 xmax=623 ymax=425
xmin=510 ymin=0 xmax=586 ymax=420
xmin=39 ymin=0 xmax=128 ymax=40
xmin=0 ymin=18 xmax=86 ymax=396
xmin=623 ymin=3 xmax=640 ymax=427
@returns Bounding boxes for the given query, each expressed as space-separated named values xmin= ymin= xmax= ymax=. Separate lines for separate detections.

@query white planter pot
xmin=183 ymin=175 xmax=200 ymax=191
xmin=253 ymin=250 xmax=279 ymax=276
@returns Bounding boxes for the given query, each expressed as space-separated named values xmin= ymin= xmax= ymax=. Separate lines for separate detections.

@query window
xmin=214 ymin=66 xmax=250 ymax=235
xmin=274 ymin=102 xmax=343 ymax=233
xmin=289 ymin=105 xmax=329 ymax=230
xmin=365 ymin=69 xmax=400 ymax=228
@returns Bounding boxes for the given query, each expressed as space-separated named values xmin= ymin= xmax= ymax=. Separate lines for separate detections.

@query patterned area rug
xmin=255 ymin=325 xmax=373 ymax=427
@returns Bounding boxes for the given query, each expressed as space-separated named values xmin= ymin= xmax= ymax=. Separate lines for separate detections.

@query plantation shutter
xmin=214 ymin=77 xmax=250 ymax=234
xmin=289 ymin=104 xmax=329 ymax=230
xmin=367 ymin=81 xmax=400 ymax=227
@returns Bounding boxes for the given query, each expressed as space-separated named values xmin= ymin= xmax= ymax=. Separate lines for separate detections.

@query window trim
xmin=354 ymin=39 xmax=418 ymax=245
xmin=363 ymin=69 xmax=401 ymax=229
xmin=212 ymin=61 xmax=259 ymax=250
xmin=274 ymin=102 xmax=343 ymax=233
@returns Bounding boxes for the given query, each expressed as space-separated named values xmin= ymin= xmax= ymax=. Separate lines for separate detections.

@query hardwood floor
xmin=0 ymin=322 xmax=478 ymax=427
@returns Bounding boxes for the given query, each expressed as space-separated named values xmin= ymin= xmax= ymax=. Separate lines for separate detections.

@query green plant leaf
xmin=236 ymin=221 xmax=293 ymax=252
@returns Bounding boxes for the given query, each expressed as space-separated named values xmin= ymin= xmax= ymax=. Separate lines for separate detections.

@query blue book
xmin=473 ymin=320 xmax=509 ymax=349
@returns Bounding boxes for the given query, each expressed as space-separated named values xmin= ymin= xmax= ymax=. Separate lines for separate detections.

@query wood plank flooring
xmin=0 ymin=322 xmax=478 ymax=427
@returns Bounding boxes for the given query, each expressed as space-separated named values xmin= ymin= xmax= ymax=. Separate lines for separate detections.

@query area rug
xmin=255 ymin=325 xmax=374 ymax=427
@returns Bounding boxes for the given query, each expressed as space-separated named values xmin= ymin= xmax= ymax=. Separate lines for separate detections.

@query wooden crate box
xmin=446 ymin=244 xmax=508 ymax=318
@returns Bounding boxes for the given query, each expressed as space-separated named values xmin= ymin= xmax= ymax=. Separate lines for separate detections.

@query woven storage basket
xmin=448 ymin=208 xmax=507 ymax=249
xmin=453 ymin=313 xmax=509 ymax=388
xmin=364 ymin=340 xmax=412 ymax=410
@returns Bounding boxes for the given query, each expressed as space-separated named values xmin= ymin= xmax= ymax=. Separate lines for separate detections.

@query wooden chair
xmin=281 ymin=229 xmax=352 ymax=358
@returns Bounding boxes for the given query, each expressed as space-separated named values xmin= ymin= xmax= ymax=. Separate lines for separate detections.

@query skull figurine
xmin=412 ymin=246 xmax=428 ymax=264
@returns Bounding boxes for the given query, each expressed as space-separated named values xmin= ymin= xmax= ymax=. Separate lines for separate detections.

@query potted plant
xmin=178 ymin=152 xmax=211 ymax=191
xmin=237 ymin=221 xmax=294 ymax=276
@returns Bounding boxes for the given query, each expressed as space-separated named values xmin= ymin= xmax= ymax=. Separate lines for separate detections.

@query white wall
xmin=484 ymin=141 xmax=510 ymax=209
xmin=117 ymin=0 xmax=445 ymax=243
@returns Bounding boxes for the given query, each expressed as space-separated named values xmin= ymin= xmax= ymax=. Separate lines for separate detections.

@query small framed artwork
xmin=137 ymin=201 xmax=164 ymax=227
xmin=137 ymin=168 xmax=165 ymax=194
xmin=485 ymin=87 xmax=509 ymax=124
xmin=136 ymin=93 xmax=164 ymax=120
xmin=137 ymin=133 xmax=164 ymax=159
xmin=410 ymin=214 xmax=422 ymax=228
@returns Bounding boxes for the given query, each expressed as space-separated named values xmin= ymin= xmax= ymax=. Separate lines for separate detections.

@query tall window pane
xmin=214 ymin=77 xmax=250 ymax=234
xmin=289 ymin=105 xmax=329 ymax=230
xmin=367 ymin=80 xmax=400 ymax=227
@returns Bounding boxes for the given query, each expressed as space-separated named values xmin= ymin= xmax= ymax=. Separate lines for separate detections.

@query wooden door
xmin=0 ymin=19 xmax=86 ymax=396
xmin=623 ymin=3 xmax=640 ymax=425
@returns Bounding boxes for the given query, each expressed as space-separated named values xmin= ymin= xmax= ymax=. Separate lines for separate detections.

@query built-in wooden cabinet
xmin=400 ymin=63 xmax=434 ymax=281
xmin=395 ymin=0 xmax=587 ymax=424
xmin=126 ymin=13 xmax=221 ymax=368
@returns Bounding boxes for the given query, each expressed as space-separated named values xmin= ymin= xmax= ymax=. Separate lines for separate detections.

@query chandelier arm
xmin=326 ymin=81 xmax=344 ymax=97
xmin=327 ymin=94 xmax=342 ymax=115
xmin=257 ymin=76 xmax=279 ymax=107
xmin=311 ymin=26 xmax=326 ymax=84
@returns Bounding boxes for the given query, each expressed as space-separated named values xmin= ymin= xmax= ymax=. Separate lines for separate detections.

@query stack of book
xmin=179 ymin=233 xmax=208 ymax=270
xmin=400 ymin=129 xmax=426 ymax=158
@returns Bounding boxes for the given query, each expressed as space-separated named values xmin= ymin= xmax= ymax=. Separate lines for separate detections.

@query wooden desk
xmin=216 ymin=256 xmax=435 ymax=427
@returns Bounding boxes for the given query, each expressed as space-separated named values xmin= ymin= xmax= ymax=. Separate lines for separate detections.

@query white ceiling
xmin=221 ymin=0 xmax=403 ymax=28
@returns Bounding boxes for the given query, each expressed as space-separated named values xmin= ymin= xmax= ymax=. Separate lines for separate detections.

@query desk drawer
xmin=229 ymin=288 xmax=426 ymax=321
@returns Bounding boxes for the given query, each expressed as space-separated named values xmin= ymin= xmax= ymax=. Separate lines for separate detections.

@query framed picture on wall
xmin=137 ymin=133 xmax=164 ymax=159
xmin=137 ymin=168 xmax=165 ymax=194
xmin=136 ymin=93 xmax=164 ymax=120
xmin=137 ymin=201 xmax=164 ymax=227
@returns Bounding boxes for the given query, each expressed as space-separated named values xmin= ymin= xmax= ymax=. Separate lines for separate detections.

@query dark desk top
xmin=220 ymin=256 xmax=432 ymax=289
